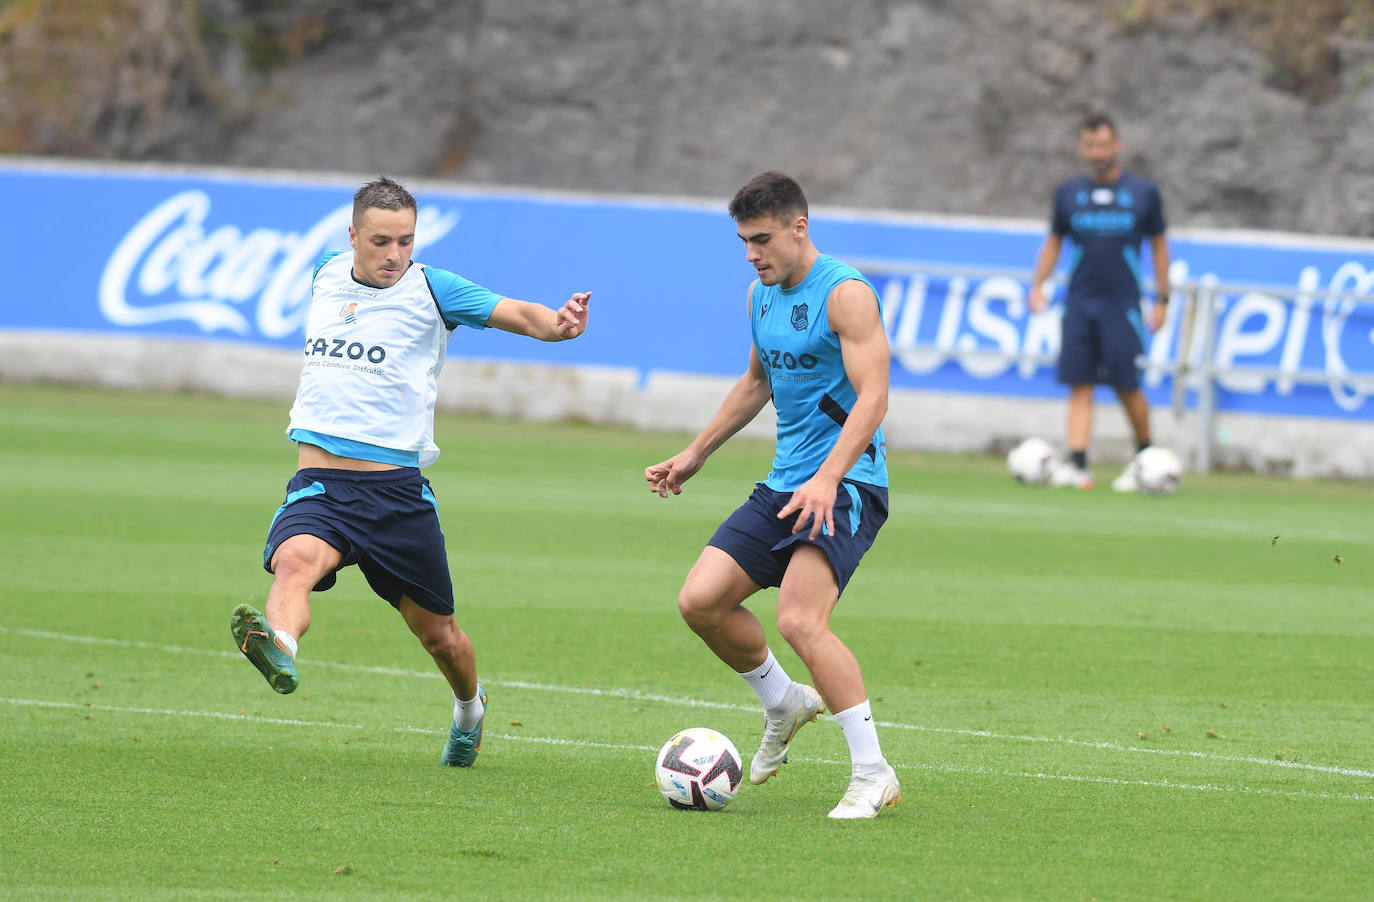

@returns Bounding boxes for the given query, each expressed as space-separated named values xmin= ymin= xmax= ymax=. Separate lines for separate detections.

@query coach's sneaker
xmin=441 ymin=685 xmax=487 ymax=767
xmin=230 ymin=604 xmax=298 ymax=694
xmin=1049 ymin=462 xmax=1094 ymax=490
xmin=749 ymin=683 xmax=824 ymax=785
xmin=827 ymin=760 xmax=901 ymax=820
xmin=1111 ymin=457 xmax=1141 ymax=493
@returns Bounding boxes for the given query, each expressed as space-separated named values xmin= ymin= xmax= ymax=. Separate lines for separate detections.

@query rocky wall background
xmin=5 ymin=0 xmax=1373 ymax=235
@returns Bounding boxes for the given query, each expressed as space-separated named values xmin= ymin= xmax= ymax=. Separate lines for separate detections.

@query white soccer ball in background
xmin=1135 ymin=446 xmax=1183 ymax=495
xmin=1007 ymin=437 xmax=1056 ymax=485
xmin=655 ymin=727 xmax=743 ymax=811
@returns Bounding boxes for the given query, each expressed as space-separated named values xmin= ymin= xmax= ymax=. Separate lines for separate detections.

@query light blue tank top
xmin=750 ymin=254 xmax=887 ymax=491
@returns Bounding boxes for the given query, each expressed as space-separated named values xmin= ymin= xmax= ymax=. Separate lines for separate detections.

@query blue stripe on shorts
xmin=706 ymin=480 xmax=887 ymax=597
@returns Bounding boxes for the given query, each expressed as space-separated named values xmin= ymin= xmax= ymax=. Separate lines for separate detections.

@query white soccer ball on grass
xmin=655 ymin=727 xmax=743 ymax=811
xmin=1007 ymin=437 xmax=1056 ymax=485
xmin=1134 ymin=446 xmax=1183 ymax=495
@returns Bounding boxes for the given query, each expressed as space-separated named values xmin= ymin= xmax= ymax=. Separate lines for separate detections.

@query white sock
xmin=274 ymin=631 xmax=298 ymax=659
xmin=453 ymin=690 xmax=485 ymax=730
xmin=833 ymin=700 xmax=884 ymax=767
xmin=741 ymin=650 xmax=794 ymax=713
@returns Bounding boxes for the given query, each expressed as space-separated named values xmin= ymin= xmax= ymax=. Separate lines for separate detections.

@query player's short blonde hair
xmin=353 ymin=177 xmax=417 ymax=225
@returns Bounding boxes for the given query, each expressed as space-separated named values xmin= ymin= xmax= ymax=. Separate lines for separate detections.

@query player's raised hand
xmin=555 ymin=291 xmax=591 ymax=339
xmin=776 ymin=476 xmax=837 ymax=540
xmin=645 ymin=450 xmax=704 ymax=498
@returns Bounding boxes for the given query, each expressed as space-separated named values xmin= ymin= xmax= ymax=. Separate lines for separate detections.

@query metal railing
xmin=1165 ymin=277 xmax=1374 ymax=471
xmin=851 ymin=258 xmax=1374 ymax=472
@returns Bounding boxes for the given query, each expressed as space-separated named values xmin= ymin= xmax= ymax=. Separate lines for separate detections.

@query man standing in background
xmin=1028 ymin=112 xmax=1171 ymax=491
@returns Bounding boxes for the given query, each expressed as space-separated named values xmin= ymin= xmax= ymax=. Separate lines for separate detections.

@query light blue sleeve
xmin=423 ymin=265 xmax=502 ymax=330
xmin=312 ymin=250 xmax=345 ymax=281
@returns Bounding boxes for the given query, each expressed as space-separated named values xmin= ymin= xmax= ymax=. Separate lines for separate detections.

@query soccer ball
xmin=1007 ymin=437 xmax=1056 ymax=485
xmin=655 ymin=727 xmax=743 ymax=811
xmin=1134 ymin=446 xmax=1183 ymax=495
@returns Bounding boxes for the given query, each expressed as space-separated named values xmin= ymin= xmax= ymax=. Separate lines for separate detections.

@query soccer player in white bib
xmin=231 ymin=177 xmax=590 ymax=767
xmin=645 ymin=172 xmax=899 ymax=818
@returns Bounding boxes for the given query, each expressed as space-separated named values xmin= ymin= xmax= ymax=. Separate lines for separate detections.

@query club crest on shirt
xmin=790 ymin=303 xmax=809 ymax=331
xmin=339 ymin=302 xmax=358 ymax=324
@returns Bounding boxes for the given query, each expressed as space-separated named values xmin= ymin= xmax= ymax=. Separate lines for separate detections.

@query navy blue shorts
xmin=262 ymin=467 xmax=455 ymax=615
xmin=1058 ymin=302 xmax=1147 ymax=389
xmin=707 ymin=480 xmax=888 ymax=597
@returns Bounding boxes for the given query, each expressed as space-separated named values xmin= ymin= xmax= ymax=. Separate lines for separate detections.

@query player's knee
xmin=416 ymin=625 xmax=458 ymax=659
xmin=677 ymin=586 xmax=719 ymax=632
xmin=270 ymin=543 xmax=327 ymax=586
xmin=676 ymin=589 xmax=705 ymax=626
xmin=776 ymin=606 xmax=825 ymax=650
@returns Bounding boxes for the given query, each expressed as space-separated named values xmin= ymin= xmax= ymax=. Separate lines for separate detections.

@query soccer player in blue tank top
xmin=1028 ymin=112 xmax=1172 ymax=491
xmin=229 ymin=177 xmax=590 ymax=768
xmin=645 ymin=171 xmax=900 ymax=819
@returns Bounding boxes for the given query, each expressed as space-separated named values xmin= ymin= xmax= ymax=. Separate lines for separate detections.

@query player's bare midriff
xmin=297 ymin=441 xmax=402 ymax=472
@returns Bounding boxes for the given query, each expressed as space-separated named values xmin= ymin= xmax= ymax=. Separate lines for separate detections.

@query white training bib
xmin=288 ymin=253 xmax=450 ymax=467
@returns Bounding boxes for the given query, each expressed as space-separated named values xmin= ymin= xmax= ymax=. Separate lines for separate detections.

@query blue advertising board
xmin=6 ymin=159 xmax=1373 ymax=420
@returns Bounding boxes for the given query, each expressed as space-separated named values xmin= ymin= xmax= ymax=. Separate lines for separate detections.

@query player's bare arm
xmin=646 ymin=284 xmax=770 ymax=498
xmin=645 ymin=345 xmax=770 ymax=498
xmin=487 ymin=292 xmax=591 ymax=341
xmin=776 ymin=279 xmax=889 ymax=539
xmin=1028 ymin=233 xmax=1063 ymax=313
xmin=1148 ymin=231 xmax=1170 ymax=332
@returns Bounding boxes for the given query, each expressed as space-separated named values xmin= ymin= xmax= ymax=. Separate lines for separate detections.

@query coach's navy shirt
xmin=1051 ymin=172 xmax=1166 ymax=308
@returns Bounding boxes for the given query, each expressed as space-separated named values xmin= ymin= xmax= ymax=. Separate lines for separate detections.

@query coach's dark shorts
xmin=707 ymin=480 xmax=888 ymax=597
xmin=262 ymin=467 xmax=455 ymax=615
xmin=1058 ymin=302 xmax=1147 ymax=389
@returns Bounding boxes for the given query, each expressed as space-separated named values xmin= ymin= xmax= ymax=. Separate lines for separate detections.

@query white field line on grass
xmin=4 ymin=695 xmax=1373 ymax=803
xmin=5 ymin=625 xmax=1374 ymax=781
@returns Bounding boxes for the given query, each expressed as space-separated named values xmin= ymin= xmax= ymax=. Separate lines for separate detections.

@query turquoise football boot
xmin=230 ymin=604 xmax=298 ymax=694
xmin=440 ymin=685 xmax=487 ymax=766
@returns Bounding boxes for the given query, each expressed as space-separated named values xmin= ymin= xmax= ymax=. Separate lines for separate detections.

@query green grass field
xmin=1 ymin=382 xmax=1371 ymax=901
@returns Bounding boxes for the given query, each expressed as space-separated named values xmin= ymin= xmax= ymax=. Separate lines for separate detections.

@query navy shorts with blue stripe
xmin=707 ymin=480 xmax=888 ymax=597
xmin=262 ymin=467 xmax=455 ymax=615
xmin=1058 ymin=301 xmax=1147 ymax=389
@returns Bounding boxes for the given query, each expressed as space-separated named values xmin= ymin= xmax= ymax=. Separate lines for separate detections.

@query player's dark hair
xmin=728 ymin=170 xmax=808 ymax=222
xmin=353 ymin=176 xmax=417 ymax=224
xmin=1080 ymin=112 xmax=1117 ymax=135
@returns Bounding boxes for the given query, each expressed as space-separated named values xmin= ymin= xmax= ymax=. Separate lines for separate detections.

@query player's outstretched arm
xmin=487 ymin=292 xmax=591 ymax=341
xmin=645 ymin=347 xmax=770 ymax=498
xmin=644 ymin=449 xmax=707 ymax=499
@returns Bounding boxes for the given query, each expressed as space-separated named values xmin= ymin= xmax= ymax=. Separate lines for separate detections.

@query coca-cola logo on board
xmin=99 ymin=190 xmax=459 ymax=339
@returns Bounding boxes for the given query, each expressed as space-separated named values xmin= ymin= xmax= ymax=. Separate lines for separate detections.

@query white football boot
xmin=828 ymin=760 xmax=901 ymax=819
xmin=1111 ymin=456 xmax=1141 ymax=493
xmin=1049 ymin=462 xmax=1094 ymax=490
xmin=749 ymin=683 xmax=824 ymax=785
